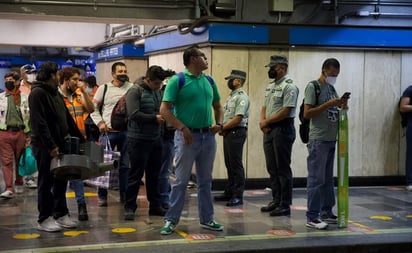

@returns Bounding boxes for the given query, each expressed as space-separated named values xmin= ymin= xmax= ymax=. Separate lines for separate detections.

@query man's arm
xmin=400 ymin=96 xmax=412 ymax=113
xmin=211 ymin=100 xmax=224 ymax=133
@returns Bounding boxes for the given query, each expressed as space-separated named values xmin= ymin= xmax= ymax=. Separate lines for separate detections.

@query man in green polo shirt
xmin=160 ymin=44 xmax=224 ymax=235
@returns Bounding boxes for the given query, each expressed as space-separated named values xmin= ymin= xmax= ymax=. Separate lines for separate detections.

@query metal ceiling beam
xmin=0 ymin=0 xmax=198 ymax=25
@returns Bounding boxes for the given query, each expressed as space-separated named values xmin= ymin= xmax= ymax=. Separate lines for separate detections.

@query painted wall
xmin=149 ymin=46 xmax=409 ymax=180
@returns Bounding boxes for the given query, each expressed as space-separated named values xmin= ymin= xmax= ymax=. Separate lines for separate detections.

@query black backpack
xmin=298 ymin=81 xmax=321 ymax=143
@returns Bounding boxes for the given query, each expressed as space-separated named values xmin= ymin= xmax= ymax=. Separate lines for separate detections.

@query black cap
xmin=224 ymin=69 xmax=247 ymax=80
xmin=265 ymin=55 xmax=288 ymax=67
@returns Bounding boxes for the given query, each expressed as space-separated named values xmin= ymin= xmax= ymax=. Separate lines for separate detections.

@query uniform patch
xmin=240 ymin=100 xmax=246 ymax=106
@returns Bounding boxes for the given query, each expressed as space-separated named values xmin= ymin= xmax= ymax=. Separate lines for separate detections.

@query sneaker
xmin=200 ymin=220 xmax=224 ymax=231
xmin=0 ymin=190 xmax=14 ymax=199
xmin=160 ymin=220 xmax=176 ymax=235
xmin=160 ymin=221 xmax=176 ymax=235
xmin=406 ymin=185 xmax=412 ymax=191
xmin=98 ymin=197 xmax=108 ymax=207
xmin=37 ymin=217 xmax=62 ymax=232
xmin=321 ymin=214 xmax=338 ymax=224
xmin=25 ymin=179 xmax=37 ymax=189
xmin=15 ymin=185 xmax=24 ymax=194
xmin=55 ymin=214 xmax=77 ymax=228
xmin=306 ymin=219 xmax=328 ymax=230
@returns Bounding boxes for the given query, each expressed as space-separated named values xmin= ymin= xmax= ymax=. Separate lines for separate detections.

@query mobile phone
xmin=341 ymin=92 xmax=351 ymax=99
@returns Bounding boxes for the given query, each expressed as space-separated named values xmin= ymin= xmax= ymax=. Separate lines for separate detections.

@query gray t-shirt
xmin=264 ymin=76 xmax=299 ymax=119
xmin=304 ymin=81 xmax=339 ymax=141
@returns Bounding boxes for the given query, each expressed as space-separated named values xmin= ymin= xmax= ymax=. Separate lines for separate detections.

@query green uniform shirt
xmin=223 ymin=88 xmax=249 ymax=127
xmin=304 ymin=81 xmax=339 ymax=141
xmin=264 ymin=76 xmax=299 ymax=119
xmin=162 ymin=69 xmax=221 ymax=128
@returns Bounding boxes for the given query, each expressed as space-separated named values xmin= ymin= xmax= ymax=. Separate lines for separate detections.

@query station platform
xmin=0 ymin=184 xmax=411 ymax=253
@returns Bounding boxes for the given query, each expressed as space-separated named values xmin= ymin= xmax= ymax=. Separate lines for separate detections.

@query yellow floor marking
xmin=66 ymin=191 xmax=97 ymax=198
xmin=63 ymin=231 xmax=89 ymax=237
xmin=175 ymin=229 xmax=188 ymax=238
xmin=112 ymin=227 xmax=136 ymax=233
xmin=406 ymin=214 xmax=412 ymax=219
xmin=370 ymin=216 xmax=392 ymax=221
xmin=13 ymin=233 xmax=41 ymax=239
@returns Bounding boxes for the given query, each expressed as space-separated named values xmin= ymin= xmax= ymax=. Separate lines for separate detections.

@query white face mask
xmin=27 ymin=73 xmax=36 ymax=84
xmin=326 ymin=76 xmax=337 ymax=85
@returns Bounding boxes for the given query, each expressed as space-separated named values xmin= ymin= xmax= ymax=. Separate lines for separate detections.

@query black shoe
xmin=226 ymin=198 xmax=243 ymax=207
xmin=149 ymin=208 xmax=167 ymax=216
xmin=78 ymin=203 xmax=89 ymax=221
xmin=124 ymin=208 xmax=135 ymax=220
xmin=260 ymin=201 xmax=278 ymax=212
xmin=269 ymin=206 xmax=291 ymax=216
xmin=214 ymin=194 xmax=231 ymax=202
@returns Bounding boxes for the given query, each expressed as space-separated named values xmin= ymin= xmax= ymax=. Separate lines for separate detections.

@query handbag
xmin=84 ymin=133 xmax=119 ymax=190
xmin=18 ymin=146 xmax=38 ymax=176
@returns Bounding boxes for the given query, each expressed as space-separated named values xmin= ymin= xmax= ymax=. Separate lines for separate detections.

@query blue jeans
xmin=97 ymin=131 xmax=129 ymax=199
xmin=306 ymin=140 xmax=336 ymax=221
xmin=70 ymin=180 xmax=85 ymax=204
xmin=406 ymin=124 xmax=412 ymax=185
xmin=159 ymin=136 xmax=174 ymax=205
xmin=165 ymin=130 xmax=216 ymax=224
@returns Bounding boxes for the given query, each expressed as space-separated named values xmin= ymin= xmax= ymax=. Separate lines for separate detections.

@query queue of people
xmin=2 ymin=44 xmax=410 ymax=236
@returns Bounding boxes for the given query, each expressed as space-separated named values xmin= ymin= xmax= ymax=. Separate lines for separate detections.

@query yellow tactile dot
xmin=64 ymin=231 xmax=89 ymax=237
xmin=13 ymin=233 xmax=41 ymax=239
xmin=112 ymin=228 xmax=136 ymax=233
xmin=370 ymin=216 xmax=392 ymax=220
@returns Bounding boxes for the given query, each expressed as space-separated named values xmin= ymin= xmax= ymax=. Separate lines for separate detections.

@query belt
xmin=189 ymin=127 xmax=210 ymax=133
xmin=228 ymin=126 xmax=247 ymax=131
xmin=268 ymin=118 xmax=294 ymax=129
xmin=6 ymin=126 xmax=24 ymax=132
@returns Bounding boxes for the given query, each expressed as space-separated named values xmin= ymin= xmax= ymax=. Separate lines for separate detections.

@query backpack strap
xmin=98 ymin=84 xmax=108 ymax=115
xmin=178 ymin=72 xmax=185 ymax=89
xmin=177 ymin=72 xmax=214 ymax=90
xmin=310 ymin=80 xmax=321 ymax=105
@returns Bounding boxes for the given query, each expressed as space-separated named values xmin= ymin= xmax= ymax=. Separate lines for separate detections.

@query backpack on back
xmin=298 ymin=81 xmax=321 ymax=144
xmin=100 ymin=84 xmax=129 ymax=131
xmin=177 ymin=72 xmax=214 ymax=89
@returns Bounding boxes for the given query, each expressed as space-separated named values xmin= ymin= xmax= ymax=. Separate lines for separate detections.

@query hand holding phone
xmin=341 ymin=92 xmax=351 ymax=100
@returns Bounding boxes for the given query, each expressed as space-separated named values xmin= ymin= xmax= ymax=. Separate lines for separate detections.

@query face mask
xmin=5 ymin=81 xmax=15 ymax=91
xmin=227 ymin=80 xmax=235 ymax=90
xmin=326 ymin=76 xmax=337 ymax=85
xmin=117 ymin=74 xmax=128 ymax=83
xmin=27 ymin=73 xmax=36 ymax=83
xmin=268 ymin=69 xmax=277 ymax=79
xmin=87 ymin=87 xmax=93 ymax=93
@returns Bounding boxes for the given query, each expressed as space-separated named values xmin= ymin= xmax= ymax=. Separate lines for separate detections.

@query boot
xmin=78 ymin=203 xmax=89 ymax=221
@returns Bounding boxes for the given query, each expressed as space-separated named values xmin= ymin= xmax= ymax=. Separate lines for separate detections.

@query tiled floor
xmin=0 ymin=185 xmax=412 ymax=253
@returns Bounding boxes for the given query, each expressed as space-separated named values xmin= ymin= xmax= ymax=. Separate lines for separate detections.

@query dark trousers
xmin=223 ymin=127 xmax=247 ymax=198
xmin=406 ymin=123 xmax=412 ymax=185
xmin=98 ymin=131 xmax=129 ymax=199
xmin=125 ymin=137 xmax=163 ymax=211
xmin=32 ymin=146 xmax=69 ymax=223
xmin=263 ymin=123 xmax=295 ymax=208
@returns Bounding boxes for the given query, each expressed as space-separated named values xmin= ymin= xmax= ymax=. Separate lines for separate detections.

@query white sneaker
xmin=406 ymin=185 xmax=412 ymax=191
xmin=37 ymin=217 xmax=62 ymax=232
xmin=55 ymin=214 xmax=77 ymax=228
xmin=15 ymin=185 xmax=24 ymax=194
xmin=25 ymin=179 xmax=37 ymax=189
xmin=306 ymin=219 xmax=328 ymax=229
xmin=0 ymin=190 xmax=14 ymax=199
